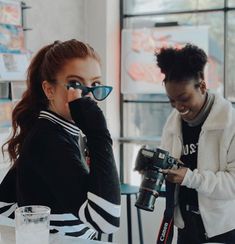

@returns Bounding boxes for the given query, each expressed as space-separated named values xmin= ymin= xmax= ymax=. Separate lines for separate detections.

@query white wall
xmin=84 ymin=0 xmax=121 ymax=170
xmin=23 ymin=0 xmax=86 ymax=53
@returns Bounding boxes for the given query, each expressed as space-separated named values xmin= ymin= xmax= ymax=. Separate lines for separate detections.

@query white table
xmin=0 ymin=216 xmax=113 ymax=244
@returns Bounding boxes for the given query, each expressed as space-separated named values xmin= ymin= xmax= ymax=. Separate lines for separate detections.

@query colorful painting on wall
xmin=0 ymin=0 xmax=21 ymax=26
xmin=0 ymin=24 xmax=24 ymax=53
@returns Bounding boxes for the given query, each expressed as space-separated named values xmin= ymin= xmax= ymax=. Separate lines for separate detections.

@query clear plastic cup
xmin=15 ymin=205 xmax=51 ymax=244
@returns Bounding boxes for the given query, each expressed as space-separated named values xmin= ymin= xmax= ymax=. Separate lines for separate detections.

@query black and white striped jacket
xmin=0 ymin=98 xmax=121 ymax=239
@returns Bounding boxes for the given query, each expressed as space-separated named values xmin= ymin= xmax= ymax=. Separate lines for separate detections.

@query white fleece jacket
xmin=160 ymin=93 xmax=235 ymax=238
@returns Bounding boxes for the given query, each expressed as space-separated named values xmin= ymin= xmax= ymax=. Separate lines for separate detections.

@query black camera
xmin=134 ymin=147 xmax=180 ymax=211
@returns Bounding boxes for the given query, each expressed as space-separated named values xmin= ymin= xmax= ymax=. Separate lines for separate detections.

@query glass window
xmin=123 ymin=99 xmax=172 ymax=138
xmin=121 ymin=0 xmax=234 ymax=186
xmin=226 ymin=11 xmax=235 ymax=101
xmin=123 ymin=12 xmax=224 ymax=95
xmin=228 ymin=0 xmax=235 ymax=7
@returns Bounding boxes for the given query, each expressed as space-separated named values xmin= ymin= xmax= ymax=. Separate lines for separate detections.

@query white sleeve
xmin=181 ymin=135 xmax=235 ymax=200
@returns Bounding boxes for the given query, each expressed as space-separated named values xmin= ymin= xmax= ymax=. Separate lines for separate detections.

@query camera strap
xmin=156 ymin=181 xmax=176 ymax=244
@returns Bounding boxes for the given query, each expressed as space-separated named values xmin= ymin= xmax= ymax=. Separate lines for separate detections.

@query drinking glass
xmin=15 ymin=205 xmax=51 ymax=244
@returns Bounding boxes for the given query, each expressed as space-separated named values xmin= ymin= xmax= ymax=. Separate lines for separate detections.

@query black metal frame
xmin=21 ymin=2 xmax=32 ymax=31
xmin=119 ymin=0 xmax=124 ymax=184
xmin=123 ymin=6 xmax=235 ymax=18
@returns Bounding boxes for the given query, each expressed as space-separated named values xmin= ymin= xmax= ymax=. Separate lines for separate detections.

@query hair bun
xmin=180 ymin=44 xmax=207 ymax=73
xmin=155 ymin=47 xmax=177 ymax=75
xmin=155 ymin=43 xmax=208 ymax=81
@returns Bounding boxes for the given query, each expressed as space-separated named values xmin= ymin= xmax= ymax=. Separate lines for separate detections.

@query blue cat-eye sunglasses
xmin=65 ymin=80 xmax=113 ymax=101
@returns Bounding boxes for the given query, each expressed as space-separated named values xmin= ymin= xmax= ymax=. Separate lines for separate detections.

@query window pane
xmin=123 ymin=12 xmax=224 ymax=95
xmin=122 ymin=143 xmax=142 ymax=185
xmin=123 ymin=0 xmax=224 ymax=15
xmin=123 ymin=99 xmax=172 ymax=137
xmin=228 ymin=0 xmax=235 ymax=7
xmin=226 ymin=11 xmax=235 ymax=101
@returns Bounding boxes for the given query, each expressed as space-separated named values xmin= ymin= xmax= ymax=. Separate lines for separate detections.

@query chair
xmin=120 ymin=183 xmax=144 ymax=244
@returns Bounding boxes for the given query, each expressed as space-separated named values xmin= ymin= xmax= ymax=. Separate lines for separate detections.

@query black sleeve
xmin=69 ymin=98 xmax=121 ymax=234
xmin=0 ymin=167 xmax=17 ymax=218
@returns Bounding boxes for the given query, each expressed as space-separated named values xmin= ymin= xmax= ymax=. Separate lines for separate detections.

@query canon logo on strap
xmin=160 ymin=222 xmax=169 ymax=241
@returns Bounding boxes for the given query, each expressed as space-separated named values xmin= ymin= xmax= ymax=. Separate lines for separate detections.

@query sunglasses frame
xmin=65 ymin=82 xmax=113 ymax=101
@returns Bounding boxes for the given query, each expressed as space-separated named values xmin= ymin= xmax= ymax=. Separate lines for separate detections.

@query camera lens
xmin=135 ymin=170 xmax=165 ymax=211
xmin=135 ymin=190 xmax=157 ymax=211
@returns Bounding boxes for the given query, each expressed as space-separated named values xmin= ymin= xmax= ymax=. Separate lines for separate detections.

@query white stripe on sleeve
xmin=0 ymin=202 xmax=17 ymax=217
xmin=50 ymin=213 xmax=77 ymax=221
xmin=78 ymin=229 xmax=97 ymax=239
xmin=87 ymin=203 xmax=119 ymax=233
xmin=88 ymin=192 xmax=121 ymax=217
xmin=50 ymin=223 xmax=89 ymax=233
xmin=0 ymin=201 xmax=15 ymax=208
xmin=78 ymin=200 xmax=88 ymax=223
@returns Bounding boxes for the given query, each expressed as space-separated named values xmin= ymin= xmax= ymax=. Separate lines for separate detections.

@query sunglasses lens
xmin=92 ymin=86 xmax=112 ymax=101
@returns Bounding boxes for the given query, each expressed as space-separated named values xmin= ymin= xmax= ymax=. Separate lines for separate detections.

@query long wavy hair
xmin=2 ymin=39 xmax=100 ymax=167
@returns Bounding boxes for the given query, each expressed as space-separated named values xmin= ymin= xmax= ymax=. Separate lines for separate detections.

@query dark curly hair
xmin=155 ymin=43 xmax=207 ymax=85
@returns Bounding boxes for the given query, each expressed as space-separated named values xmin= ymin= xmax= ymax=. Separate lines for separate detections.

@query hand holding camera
xmin=134 ymin=146 xmax=183 ymax=211
xmin=162 ymin=167 xmax=187 ymax=184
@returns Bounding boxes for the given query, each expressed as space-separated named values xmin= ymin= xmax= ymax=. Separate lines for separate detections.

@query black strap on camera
xmin=156 ymin=181 xmax=176 ymax=244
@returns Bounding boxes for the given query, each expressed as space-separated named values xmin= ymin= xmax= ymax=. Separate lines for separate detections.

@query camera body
xmin=134 ymin=147 xmax=180 ymax=211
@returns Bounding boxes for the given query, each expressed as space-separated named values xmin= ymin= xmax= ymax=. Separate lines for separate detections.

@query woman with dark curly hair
xmin=155 ymin=44 xmax=235 ymax=244
xmin=0 ymin=39 xmax=121 ymax=240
